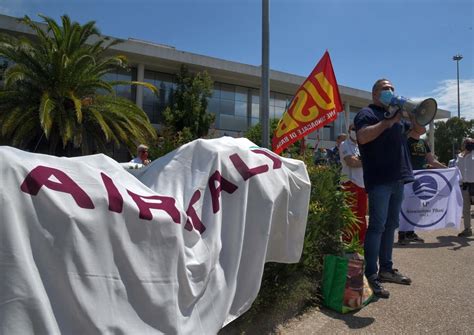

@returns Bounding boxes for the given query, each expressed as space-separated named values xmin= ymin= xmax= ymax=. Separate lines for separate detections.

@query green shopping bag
xmin=322 ymin=254 xmax=373 ymax=313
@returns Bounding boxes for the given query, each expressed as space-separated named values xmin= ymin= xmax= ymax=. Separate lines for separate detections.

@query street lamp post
xmin=453 ymin=54 xmax=463 ymax=118
xmin=261 ymin=0 xmax=270 ymax=149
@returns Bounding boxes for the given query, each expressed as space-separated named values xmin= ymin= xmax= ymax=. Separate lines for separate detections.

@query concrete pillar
xmin=344 ymin=101 xmax=350 ymax=132
xmin=135 ymin=63 xmax=145 ymax=109
xmin=429 ymin=120 xmax=435 ymax=153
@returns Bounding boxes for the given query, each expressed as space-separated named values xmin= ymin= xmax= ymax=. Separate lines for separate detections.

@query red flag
xmin=271 ymin=51 xmax=343 ymax=154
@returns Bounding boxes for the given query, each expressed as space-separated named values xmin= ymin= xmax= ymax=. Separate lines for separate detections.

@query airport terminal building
xmin=0 ymin=14 xmax=450 ymax=156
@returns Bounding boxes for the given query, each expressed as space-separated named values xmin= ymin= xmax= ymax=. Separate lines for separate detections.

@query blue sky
xmin=1 ymin=0 xmax=473 ymax=120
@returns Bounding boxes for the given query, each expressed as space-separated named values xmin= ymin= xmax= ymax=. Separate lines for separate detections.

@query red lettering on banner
xmin=127 ymin=190 xmax=181 ymax=223
xmin=208 ymin=170 xmax=238 ymax=213
xmin=185 ymin=190 xmax=205 ymax=233
xmin=251 ymin=149 xmax=282 ymax=169
xmin=101 ymin=173 xmax=123 ymax=213
xmin=20 ymin=165 xmax=94 ymax=209
xmin=230 ymin=153 xmax=269 ymax=181
xmin=20 ymin=147 xmax=284 ymax=234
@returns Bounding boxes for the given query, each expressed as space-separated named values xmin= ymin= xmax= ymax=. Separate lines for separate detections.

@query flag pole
xmin=261 ymin=0 xmax=270 ymax=149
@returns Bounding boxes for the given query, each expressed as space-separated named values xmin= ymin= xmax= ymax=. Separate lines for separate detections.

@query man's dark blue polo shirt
xmin=354 ymin=104 xmax=414 ymax=191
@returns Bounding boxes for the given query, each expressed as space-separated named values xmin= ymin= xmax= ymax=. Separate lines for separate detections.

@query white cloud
xmin=413 ymin=79 xmax=474 ymax=121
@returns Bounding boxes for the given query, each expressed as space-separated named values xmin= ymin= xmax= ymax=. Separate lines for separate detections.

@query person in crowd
xmin=398 ymin=128 xmax=447 ymax=244
xmin=455 ymin=137 xmax=474 ymax=237
xmin=339 ymin=124 xmax=367 ymax=245
xmin=354 ymin=78 xmax=425 ymax=298
xmin=130 ymin=144 xmax=151 ymax=166
xmin=313 ymin=147 xmax=328 ymax=165
xmin=327 ymin=133 xmax=347 ymax=166
xmin=448 ymin=150 xmax=460 ymax=167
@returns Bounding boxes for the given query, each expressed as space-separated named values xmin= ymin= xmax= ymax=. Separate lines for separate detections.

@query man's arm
xmin=357 ymin=113 xmax=402 ymax=145
xmin=343 ymin=155 xmax=362 ymax=168
xmin=426 ymin=152 xmax=446 ymax=168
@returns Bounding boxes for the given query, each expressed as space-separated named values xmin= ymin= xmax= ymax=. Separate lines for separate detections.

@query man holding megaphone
xmin=354 ymin=78 xmax=436 ymax=299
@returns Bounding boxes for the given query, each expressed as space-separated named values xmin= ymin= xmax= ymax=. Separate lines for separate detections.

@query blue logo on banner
xmin=412 ymin=176 xmax=438 ymax=201
xmin=401 ymin=170 xmax=452 ymax=228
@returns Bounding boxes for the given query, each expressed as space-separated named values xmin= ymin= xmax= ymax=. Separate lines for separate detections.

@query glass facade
xmin=207 ymin=84 xmax=293 ymax=133
xmin=100 ymin=67 xmax=350 ymax=142
xmin=101 ymin=68 xmax=135 ymax=100
xmin=208 ymin=83 xmax=249 ymax=132
xmin=100 ymin=68 xmax=136 ymax=162
xmin=332 ymin=105 xmax=362 ymax=139
xmin=349 ymin=106 xmax=362 ymax=125
xmin=143 ymin=71 xmax=175 ymax=124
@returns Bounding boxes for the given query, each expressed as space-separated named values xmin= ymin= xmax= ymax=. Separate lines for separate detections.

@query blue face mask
xmin=379 ymin=89 xmax=394 ymax=106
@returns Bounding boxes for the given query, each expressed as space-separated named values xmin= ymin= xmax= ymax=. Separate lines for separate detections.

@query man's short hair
xmin=372 ymin=78 xmax=390 ymax=94
xmin=337 ymin=133 xmax=347 ymax=141
xmin=137 ymin=144 xmax=149 ymax=153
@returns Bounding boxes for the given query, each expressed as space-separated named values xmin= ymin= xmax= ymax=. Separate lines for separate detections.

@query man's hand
xmin=382 ymin=111 xmax=402 ymax=129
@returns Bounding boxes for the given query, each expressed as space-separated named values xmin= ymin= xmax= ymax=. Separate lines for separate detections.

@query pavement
xmin=276 ymin=216 xmax=474 ymax=334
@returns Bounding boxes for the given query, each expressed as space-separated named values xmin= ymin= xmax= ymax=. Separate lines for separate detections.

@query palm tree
xmin=0 ymin=14 xmax=157 ymax=155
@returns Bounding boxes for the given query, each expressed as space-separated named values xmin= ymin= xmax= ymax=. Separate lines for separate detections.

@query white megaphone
xmin=384 ymin=96 xmax=438 ymax=126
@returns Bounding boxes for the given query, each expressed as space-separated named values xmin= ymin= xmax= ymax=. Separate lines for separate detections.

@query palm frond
xmin=1 ymin=14 xmax=157 ymax=155
xmin=109 ymin=80 xmax=158 ymax=95
xmin=86 ymin=105 xmax=114 ymax=141
xmin=3 ymin=64 xmax=26 ymax=87
xmin=39 ymin=92 xmax=55 ymax=138
xmin=68 ymin=91 xmax=83 ymax=123
xmin=40 ymin=14 xmax=63 ymax=47
xmin=19 ymin=16 xmax=51 ymax=47
xmin=61 ymin=115 xmax=75 ymax=148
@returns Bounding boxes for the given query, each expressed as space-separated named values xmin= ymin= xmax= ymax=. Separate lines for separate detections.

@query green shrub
xmin=148 ymin=127 xmax=193 ymax=160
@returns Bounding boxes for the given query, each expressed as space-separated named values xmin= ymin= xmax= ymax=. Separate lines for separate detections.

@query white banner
xmin=0 ymin=137 xmax=311 ymax=334
xmin=399 ymin=168 xmax=463 ymax=231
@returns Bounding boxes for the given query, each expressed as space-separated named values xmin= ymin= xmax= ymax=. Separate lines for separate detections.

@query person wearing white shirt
xmin=455 ymin=138 xmax=474 ymax=237
xmin=130 ymin=144 xmax=151 ymax=166
xmin=339 ymin=124 xmax=367 ymax=245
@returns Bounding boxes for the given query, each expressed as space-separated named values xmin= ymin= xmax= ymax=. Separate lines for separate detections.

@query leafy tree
xmin=0 ymin=58 xmax=7 ymax=81
xmin=0 ymin=15 xmax=157 ymax=155
xmin=162 ymin=65 xmax=214 ymax=139
xmin=244 ymin=119 xmax=276 ymax=147
xmin=244 ymin=119 xmax=305 ymax=154
xmin=434 ymin=117 xmax=474 ymax=164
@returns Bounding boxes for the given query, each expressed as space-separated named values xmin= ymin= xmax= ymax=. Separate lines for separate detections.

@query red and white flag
xmin=272 ymin=51 xmax=343 ymax=154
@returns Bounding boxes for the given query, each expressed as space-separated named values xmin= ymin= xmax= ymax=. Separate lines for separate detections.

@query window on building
xmin=207 ymin=83 xmax=253 ymax=132
xmin=271 ymin=92 xmax=292 ymax=120
xmin=332 ymin=112 xmax=347 ymax=138
xmin=102 ymin=68 xmax=134 ymax=100
xmin=251 ymin=89 xmax=260 ymax=126
xmin=143 ymin=71 xmax=175 ymax=124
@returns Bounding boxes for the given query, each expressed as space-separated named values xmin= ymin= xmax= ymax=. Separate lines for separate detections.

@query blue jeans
xmin=364 ymin=181 xmax=405 ymax=277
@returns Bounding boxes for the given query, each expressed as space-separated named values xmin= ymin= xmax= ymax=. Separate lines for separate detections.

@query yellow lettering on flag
xmin=271 ymin=51 xmax=343 ymax=155
xmin=275 ymin=109 xmax=299 ymax=137
xmin=305 ymin=73 xmax=336 ymax=111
